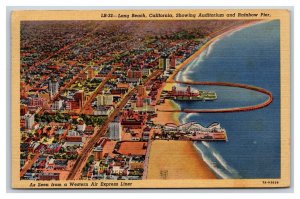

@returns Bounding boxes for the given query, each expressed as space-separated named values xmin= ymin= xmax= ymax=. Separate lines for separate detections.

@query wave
xmin=202 ymin=141 xmax=239 ymax=176
xmin=180 ymin=42 xmax=216 ymax=82
xmin=182 ymin=54 xmax=206 ymax=82
xmin=193 ymin=141 xmax=241 ymax=179
xmin=212 ymin=151 xmax=240 ymax=177
xmin=225 ymin=27 xmax=246 ymax=38
xmin=205 ymin=38 xmax=219 ymax=57
xmin=202 ymin=140 xmax=210 ymax=148
xmin=193 ymin=142 xmax=231 ymax=179
xmin=181 ymin=113 xmax=197 ymax=124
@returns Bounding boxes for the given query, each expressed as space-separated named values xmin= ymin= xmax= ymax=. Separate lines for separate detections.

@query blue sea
xmin=174 ymin=20 xmax=280 ymax=179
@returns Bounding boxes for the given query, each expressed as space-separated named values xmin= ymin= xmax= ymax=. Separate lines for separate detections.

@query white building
xmin=67 ymin=130 xmax=80 ymax=137
xmin=52 ymin=100 xmax=63 ymax=110
xmin=159 ymin=58 xmax=170 ymax=72
xmin=49 ymin=80 xmax=59 ymax=97
xmin=77 ymin=123 xmax=86 ymax=132
xmin=24 ymin=113 xmax=35 ymax=129
xmin=112 ymin=166 xmax=124 ymax=175
xmin=165 ymin=58 xmax=170 ymax=71
xmin=97 ymin=94 xmax=113 ymax=106
xmin=93 ymin=106 xmax=114 ymax=116
xmin=132 ymin=102 xmax=155 ymax=113
xmin=142 ymin=68 xmax=151 ymax=76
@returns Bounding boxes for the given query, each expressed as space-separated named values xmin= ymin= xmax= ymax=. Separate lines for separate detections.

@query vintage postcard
xmin=11 ymin=9 xmax=291 ymax=188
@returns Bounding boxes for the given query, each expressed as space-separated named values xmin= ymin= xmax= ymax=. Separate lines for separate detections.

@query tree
xmin=88 ymin=155 xmax=94 ymax=164
xmin=61 ymin=154 xmax=67 ymax=159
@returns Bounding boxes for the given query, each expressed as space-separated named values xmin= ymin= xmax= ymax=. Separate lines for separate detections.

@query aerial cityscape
xmin=19 ymin=19 xmax=280 ymax=181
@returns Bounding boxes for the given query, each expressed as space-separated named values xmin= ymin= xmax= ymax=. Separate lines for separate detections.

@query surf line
xmin=159 ymin=81 xmax=273 ymax=113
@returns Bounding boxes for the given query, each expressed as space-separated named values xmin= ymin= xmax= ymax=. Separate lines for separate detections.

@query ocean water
xmin=174 ymin=20 xmax=280 ymax=179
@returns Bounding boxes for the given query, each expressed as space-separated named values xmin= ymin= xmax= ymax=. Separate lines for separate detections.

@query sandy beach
xmin=152 ymin=99 xmax=181 ymax=126
xmin=146 ymin=140 xmax=216 ymax=179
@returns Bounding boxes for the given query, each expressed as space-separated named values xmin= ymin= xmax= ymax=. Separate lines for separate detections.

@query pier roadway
xmin=160 ymin=81 xmax=273 ymax=113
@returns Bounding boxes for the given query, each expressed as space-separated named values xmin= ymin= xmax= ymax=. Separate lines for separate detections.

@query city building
xmin=28 ymin=96 xmax=46 ymax=110
xmin=77 ymin=120 xmax=86 ymax=132
xmin=20 ymin=81 xmax=28 ymax=98
xmin=142 ymin=68 xmax=151 ymax=76
xmin=121 ymin=119 xmax=143 ymax=129
xmin=93 ymin=106 xmax=114 ymax=116
xmin=67 ymin=129 xmax=81 ymax=137
xmin=109 ymin=117 xmax=121 ymax=141
xmin=137 ymin=82 xmax=147 ymax=98
xmin=126 ymin=69 xmax=142 ymax=83
xmin=87 ymin=68 xmax=95 ymax=79
xmin=20 ymin=104 xmax=28 ymax=116
xmin=38 ymin=173 xmax=60 ymax=181
xmin=65 ymin=100 xmax=80 ymax=110
xmin=52 ymin=99 xmax=63 ymax=110
xmin=170 ymin=57 xmax=177 ymax=69
xmin=64 ymin=130 xmax=84 ymax=147
xmin=97 ymin=93 xmax=113 ymax=106
xmin=48 ymin=80 xmax=59 ymax=97
xmin=159 ymin=57 xmax=170 ymax=72
xmin=136 ymin=95 xmax=144 ymax=107
xmin=93 ymin=145 xmax=103 ymax=161
xmin=74 ymin=90 xmax=85 ymax=109
xmin=24 ymin=113 xmax=35 ymax=129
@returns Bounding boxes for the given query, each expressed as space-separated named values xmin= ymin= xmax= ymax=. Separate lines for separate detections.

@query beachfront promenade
xmin=159 ymin=81 xmax=273 ymax=113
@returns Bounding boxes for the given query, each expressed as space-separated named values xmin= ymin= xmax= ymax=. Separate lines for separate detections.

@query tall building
xmin=165 ymin=58 xmax=170 ymax=71
xmin=136 ymin=95 xmax=144 ymax=107
xmin=20 ymin=81 xmax=28 ymax=98
xmin=74 ymin=90 xmax=84 ymax=109
xmin=77 ymin=120 xmax=86 ymax=132
xmin=48 ymin=80 xmax=59 ymax=97
xmin=144 ymin=97 xmax=152 ymax=105
xmin=109 ymin=117 xmax=121 ymax=141
xmin=126 ymin=69 xmax=142 ymax=83
xmin=127 ymin=69 xmax=142 ymax=79
xmin=87 ymin=68 xmax=95 ymax=79
xmin=93 ymin=146 xmax=103 ymax=161
xmin=159 ymin=57 xmax=170 ymax=71
xmin=158 ymin=58 xmax=164 ymax=70
xmin=52 ymin=100 xmax=63 ymax=110
xmin=137 ymin=82 xmax=146 ymax=97
xmin=170 ymin=57 xmax=177 ymax=69
xmin=24 ymin=113 xmax=35 ymax=129
xmin=97 ymin=93 xmax=113 ymax=106
xmin=20 ymin=104 xmax=28 ymax=116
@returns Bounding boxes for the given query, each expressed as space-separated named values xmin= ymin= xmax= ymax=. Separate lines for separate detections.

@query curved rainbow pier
xmin=159 ymin=81 xmax=273 ymax=113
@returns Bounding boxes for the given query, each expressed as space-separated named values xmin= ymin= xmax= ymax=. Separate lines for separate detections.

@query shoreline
xmin=159 ymin=21 xmax=260 ymax=126
xmin=147 ymin=21 xmax=260 ymax=179
xmin=167 ymin=20 xmax=261 ymax=83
